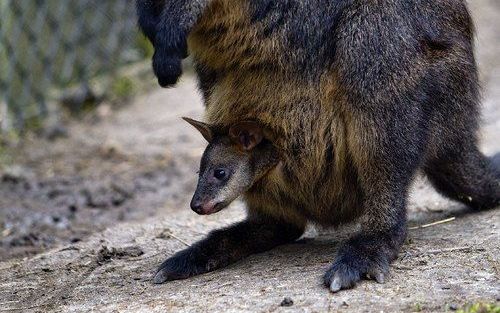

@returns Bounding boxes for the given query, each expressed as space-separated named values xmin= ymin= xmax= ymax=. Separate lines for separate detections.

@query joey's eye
xmin=213 ymin=169 xmax=227 ymax=180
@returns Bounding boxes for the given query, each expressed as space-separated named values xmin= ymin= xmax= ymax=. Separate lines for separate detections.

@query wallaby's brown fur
xmin=137 ymin=0 xmax=500 ymax=291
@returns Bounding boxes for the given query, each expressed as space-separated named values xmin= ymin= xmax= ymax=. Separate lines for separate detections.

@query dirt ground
xmin=0 ymin=1 xmax=499 ymax=312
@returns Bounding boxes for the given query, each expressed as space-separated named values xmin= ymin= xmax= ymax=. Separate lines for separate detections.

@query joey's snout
xmin=190 ymin=195 xmax=224 ymax=215
xmin=190 ymin=167 xmax=233 ymax=215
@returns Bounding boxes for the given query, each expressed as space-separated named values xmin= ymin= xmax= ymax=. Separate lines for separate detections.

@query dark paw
xmin=153 ymin=247 xmax=222 ymax=284
xmin=153 ymin=250 xmax=202 ymax=284
xmin=323 ymin=240 xmax=391 ymax=292
xmin=152 ymin=53 xmax=183 ymax=88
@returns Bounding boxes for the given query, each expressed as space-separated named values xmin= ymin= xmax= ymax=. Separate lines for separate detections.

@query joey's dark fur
xmin=137 ymin=0 xmax=500 ymax=291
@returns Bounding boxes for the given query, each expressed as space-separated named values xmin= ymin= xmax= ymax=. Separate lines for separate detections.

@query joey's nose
xmin=190 ymin=198 xmax=217 ymax=215
xmin=190 ymin=200 xmax=203 ymax=214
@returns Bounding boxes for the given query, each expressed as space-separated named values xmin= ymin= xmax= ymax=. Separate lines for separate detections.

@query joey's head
xmin=183 ymin=117 xmax=280 ymax=215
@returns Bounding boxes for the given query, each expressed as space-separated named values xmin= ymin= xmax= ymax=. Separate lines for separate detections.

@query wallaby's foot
xmin=153 ymin=219 xmax=305 ymax=284
xmin=153 ymin=245 xmax=216 ymax=283
xmin=151 ymin=36 xmax=187 ymax=88
xmin=324 ymin=230 xmax=403 ymax=292
xmin=152 ymin=53 xmax=183 ymax=88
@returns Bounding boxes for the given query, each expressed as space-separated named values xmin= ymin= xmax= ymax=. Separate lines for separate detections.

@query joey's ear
xmin=182 ymin=117 xmax=213 ymax=142
xmin=229 ymin=121 xmax=263 ymax=151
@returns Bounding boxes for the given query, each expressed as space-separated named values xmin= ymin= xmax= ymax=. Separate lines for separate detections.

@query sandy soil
xmin=0 ymin=1 xmax=499 ymax=312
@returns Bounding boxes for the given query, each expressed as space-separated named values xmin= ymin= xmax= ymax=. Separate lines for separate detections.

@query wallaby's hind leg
xmin=424 ymin=147 xmax=500 ymax=210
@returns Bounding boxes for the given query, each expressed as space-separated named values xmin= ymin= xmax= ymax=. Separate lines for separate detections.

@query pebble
xmin=448 ymin=303 xmax=458 ymax=311
xmin=280 ymin=297 xmax=294 ymax=307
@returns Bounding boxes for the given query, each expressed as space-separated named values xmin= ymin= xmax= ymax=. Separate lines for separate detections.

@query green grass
xmin=457 ymin=303 xmax=500 ymax=313
xmin=111 ymin=76 xmax=137 ymax=100
xmin=135 ymin=34 xmax=155 ymax=59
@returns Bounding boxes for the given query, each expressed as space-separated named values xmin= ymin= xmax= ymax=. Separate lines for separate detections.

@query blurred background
xmin=0 ymin=0 xmax=157 ymax=133
xmin=0 ymin=0 xmax=498 ymax=264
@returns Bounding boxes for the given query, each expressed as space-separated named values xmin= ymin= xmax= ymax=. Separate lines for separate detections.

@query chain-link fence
xmin=0 ymin=0 xmax=146 ymax=132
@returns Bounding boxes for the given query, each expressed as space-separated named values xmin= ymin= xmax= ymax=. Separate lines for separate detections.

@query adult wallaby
xmin=137 ymin=0 xmax=500 ymax=292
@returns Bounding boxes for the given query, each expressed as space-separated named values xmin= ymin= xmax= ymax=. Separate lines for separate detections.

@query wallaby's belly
xmin=245 ymin=156 xmax=364 ymax=226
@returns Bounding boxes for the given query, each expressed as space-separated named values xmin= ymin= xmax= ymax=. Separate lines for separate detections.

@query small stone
xmin=68 ymin=204 xmax=78 ymax=213
xmin=449 ymin=303 xmax=458 ymax=311
xmin=280 ymin=297 xmax=294 ymax=307
xmin=70 ymin=237 xmax=81 ymax=243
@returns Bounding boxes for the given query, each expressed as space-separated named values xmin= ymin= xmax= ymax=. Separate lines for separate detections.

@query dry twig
xmin=409 ymin=217 xmax=455 ymax=230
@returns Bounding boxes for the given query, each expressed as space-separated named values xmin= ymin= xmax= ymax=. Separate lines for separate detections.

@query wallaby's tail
xmin=424 ymin=149 xmax=500 ymax=210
